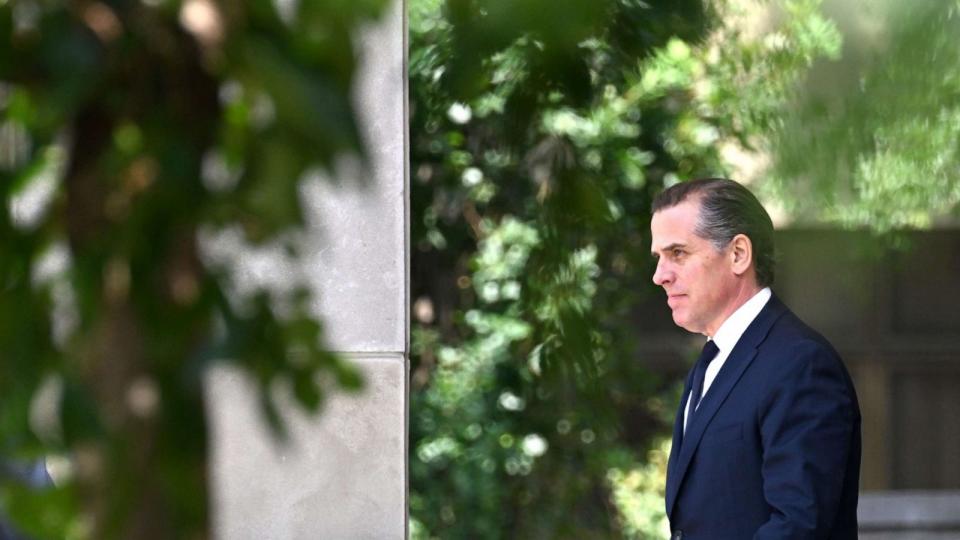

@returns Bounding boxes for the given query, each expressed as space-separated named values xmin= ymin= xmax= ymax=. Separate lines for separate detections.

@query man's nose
xmin=652 ymin=259 xmax=672 ymax=286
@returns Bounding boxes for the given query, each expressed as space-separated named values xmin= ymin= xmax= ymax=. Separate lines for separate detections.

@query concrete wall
xmin=859 ymin=491 xmax=960 ymax=540
xmin=206 ymin=1 xmax=408 ymax=538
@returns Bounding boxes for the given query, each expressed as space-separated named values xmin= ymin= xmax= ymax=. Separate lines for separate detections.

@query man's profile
xmin=649 ymin=178 xmax=861 ymax=539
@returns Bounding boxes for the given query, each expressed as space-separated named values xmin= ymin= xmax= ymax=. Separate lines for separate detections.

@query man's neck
xmin=710 ymin=288 xmax=772 ymax=353
xmin=704 ymin=283 xmax=765 ymax=337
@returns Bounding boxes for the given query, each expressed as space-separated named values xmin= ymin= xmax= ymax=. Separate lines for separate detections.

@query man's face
xmin=650 ymin=198 xmax=739 ymax=336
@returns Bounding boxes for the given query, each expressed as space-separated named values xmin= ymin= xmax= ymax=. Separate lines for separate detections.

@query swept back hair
xmin=652 ymin=177 xmax=776 ymax=287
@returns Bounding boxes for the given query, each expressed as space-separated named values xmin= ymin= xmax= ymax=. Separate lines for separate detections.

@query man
xmin=649 ymin=178 xmax=860 ymax=539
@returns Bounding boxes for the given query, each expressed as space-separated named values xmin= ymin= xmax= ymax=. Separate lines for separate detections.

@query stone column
xmin=206 ymin=1 xmax=408 ymax=538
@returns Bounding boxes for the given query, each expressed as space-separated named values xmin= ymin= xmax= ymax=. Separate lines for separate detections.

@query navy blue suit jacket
xmin=665 ymin=295 xmax=861 ymax=539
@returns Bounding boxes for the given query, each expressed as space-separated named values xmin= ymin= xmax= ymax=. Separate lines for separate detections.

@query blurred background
xmin=2 ymin=0 xmax=387 ymax=537
xmin=408 ymin=0 xmax=960 ymax=538
xmin=2 ymin=0 xmax=959 ymax=537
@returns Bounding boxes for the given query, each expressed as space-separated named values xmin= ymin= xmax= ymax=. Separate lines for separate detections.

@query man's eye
xmin=672 ymin=249 xmax=683 ymax=258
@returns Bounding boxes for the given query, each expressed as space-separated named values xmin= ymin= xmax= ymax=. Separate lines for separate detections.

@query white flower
xmin=498 ymin=391 xmax=525 ymax=411
xmin=521 ymin=434 xmax=548 ymax=457
xmin=447 ymin=102 xmax=472 ymax=124
xmin=461 ymin=167 xmax=483 ymax=186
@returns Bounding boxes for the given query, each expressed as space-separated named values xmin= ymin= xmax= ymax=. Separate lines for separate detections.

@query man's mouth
xmin=667 ymin=294 xmax=685 ymax=308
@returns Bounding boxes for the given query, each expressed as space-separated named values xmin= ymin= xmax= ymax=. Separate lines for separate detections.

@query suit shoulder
xmin=755 ymin=308 xmax=861 ymax=418
xmin=761 ymin=308 xmax=848 ymax=373
xmin=770 ymin=308 xmax=839 ymax=352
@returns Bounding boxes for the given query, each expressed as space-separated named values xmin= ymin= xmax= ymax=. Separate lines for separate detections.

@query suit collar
xmin=711 ymin=287 xmax=772 ymax=355
xmin=731 ymin=293 xmax=787 ymax=350
xmin=665 ymin=294 xmax=789 ymax=517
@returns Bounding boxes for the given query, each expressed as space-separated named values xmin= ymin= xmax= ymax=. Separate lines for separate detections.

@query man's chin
xmin=671 ymin=313 xmax=688 ymax=329
xmin=672 ymin=313 xmax=699 ymax=334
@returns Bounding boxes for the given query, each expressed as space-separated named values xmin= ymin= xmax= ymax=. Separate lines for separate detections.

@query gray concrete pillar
xmin=206 ymin=1 xmax=408 ymax=537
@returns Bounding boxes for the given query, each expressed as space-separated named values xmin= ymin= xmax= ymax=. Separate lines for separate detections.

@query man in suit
xmin=649 ymin=178 xmax=861 ymax=539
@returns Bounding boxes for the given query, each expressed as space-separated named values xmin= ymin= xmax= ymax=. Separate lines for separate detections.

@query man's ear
xmin=730 ymin=233 xmax=753 ymax=276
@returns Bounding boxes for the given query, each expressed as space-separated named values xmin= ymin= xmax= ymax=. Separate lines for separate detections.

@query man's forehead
xmin=651 ymin=202 xmax=700 ymax=247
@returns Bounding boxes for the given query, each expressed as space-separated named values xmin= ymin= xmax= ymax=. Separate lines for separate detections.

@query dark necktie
xmin=688 ymin=340 xmax=720 ymax=416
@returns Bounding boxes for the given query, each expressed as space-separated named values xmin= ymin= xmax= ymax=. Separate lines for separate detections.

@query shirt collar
xmin=709 ymin=287 xmax=772 ymax=354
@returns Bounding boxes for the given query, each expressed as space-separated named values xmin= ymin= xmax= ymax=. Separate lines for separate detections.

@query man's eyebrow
xmin=651 ymin=243 xmax=686 ymax=257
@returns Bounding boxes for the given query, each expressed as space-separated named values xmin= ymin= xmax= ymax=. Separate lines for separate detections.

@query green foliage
xmin=409 ymin=0 xmax=841 ymax=537
xmin=1 ymin=0 xmax=385 ymax=536
xmin=0 ymin=480 xmax=84 ymax=540
xmin=771 ymin=0 xmax=960 ymax=231
xmin=606 ymin=437 xmax=672 ymax=539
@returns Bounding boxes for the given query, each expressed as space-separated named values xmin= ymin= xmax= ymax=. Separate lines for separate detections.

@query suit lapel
xmin=665 ymin=295 xmax=788 ymax=518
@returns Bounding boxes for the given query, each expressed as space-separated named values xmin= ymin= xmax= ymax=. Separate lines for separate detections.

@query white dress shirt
xmin=683 ymin=287 xmax=772 ymax=433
